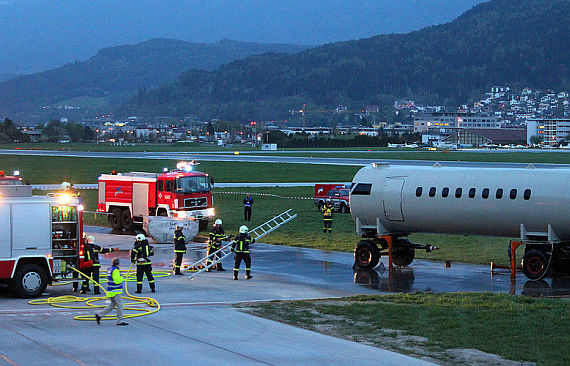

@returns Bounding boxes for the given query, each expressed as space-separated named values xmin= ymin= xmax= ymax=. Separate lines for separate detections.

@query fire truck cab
xmin=0 ymin=186 xmax=83 ymax=298
xmin=98 ymin=162 xmax=215 ymax=231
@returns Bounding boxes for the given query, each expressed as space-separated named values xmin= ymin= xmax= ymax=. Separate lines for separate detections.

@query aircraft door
xmin=383 ymin=178 xmax=405 ymax=222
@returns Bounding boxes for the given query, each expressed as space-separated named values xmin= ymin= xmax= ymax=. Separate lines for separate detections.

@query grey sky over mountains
xmin=0 ymin=0 xmax=484 ymax=74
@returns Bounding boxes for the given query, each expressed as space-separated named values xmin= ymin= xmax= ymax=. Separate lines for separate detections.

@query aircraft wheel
xmin=522 ymin=249 xmax=549 ymax=280
xmin=354 ymin=240 xmax=380 ymax=269
xmin=392 ymin=243 xmax=415 ymax=266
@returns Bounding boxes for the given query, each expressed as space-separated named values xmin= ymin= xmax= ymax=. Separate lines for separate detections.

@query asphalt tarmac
xmin=1 ymin=227 xmax=567 ymax=365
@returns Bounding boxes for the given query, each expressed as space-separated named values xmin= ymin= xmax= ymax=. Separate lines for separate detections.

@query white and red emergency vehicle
xmin=97 ymin=162 xmax=215 ymax=231
xmin=0 ymin=170 xmax=23 ymax=185
xmin=0 ymin=186 xmax=84 ymax=298
xmin=314 ymin=183 xmax=351 ymax=213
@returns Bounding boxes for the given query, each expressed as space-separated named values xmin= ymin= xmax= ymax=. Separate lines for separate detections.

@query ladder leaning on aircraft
xmin=185 ymin=209 xmax=297 ymax=278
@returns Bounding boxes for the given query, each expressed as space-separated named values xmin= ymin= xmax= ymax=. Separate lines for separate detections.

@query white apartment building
xmin=414 ymin=112 xmax=500 ymax=133
xmin=527 ymin=118 xmax=570 ymax=146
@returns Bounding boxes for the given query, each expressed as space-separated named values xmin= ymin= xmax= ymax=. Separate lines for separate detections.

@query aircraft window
xmin=429 ymin=187 xmax=436 ymax=197
xmin=442 ymin=187 xmax=449 ymax=197
xmin=416 ymin=187 xmax=423 ymax=197
xmin=496 ymin=188 xmax=503 ymax=199
xmin=455 ymin=188 xmax=462 ymax=198
xmin=524 ymin=189 xmax=531 ymax=200
xmin=482 ymin=188 xmax=489 ymax=199
xmin=469 ymin=188 xmax=476 ymax=198
xmin=510 ymin=189 xmax=517 ymax=199
xmin=351 ymin=183 xmax=372 ymax=195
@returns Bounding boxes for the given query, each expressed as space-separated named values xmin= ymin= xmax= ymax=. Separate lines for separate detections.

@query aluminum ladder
xmin=186 ymin=209 xmax=297 ymax=278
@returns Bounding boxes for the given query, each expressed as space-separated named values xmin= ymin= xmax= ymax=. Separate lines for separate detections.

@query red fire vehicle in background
xmin=0 ymin=170 xmax=23 ymax=185
xmin=97 ymin=162 xmax=215 ymax=231
xmin=314 ymin=183 xmax=351 ymax=213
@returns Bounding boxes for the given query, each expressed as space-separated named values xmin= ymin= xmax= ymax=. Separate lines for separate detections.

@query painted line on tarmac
xmin=0 ymin=353 xmax=19 ymax=366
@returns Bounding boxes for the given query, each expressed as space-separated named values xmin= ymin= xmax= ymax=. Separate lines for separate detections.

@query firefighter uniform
xmin=322 ymin=202 xmax=333 ymax=233
xmin=173 ymin=227 xmax=186 ymax=275
xmin=91 ymin=243 xmax=114 ymax=294
xmin=78 ymin=243 xmax=94 ymax=294
xmin=206 ymin=222 xmax=227 ymax=271
xmin=243 ymin=194 xmax=254 ymax=221
xmin=232 ymin=227 xmax=255 ymax=280
xmin=131 ymin=236 xmax=155 ymax=293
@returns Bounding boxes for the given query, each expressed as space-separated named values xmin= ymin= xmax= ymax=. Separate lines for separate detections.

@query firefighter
xmin=231 ymin=225 xmax=255 ymax=280
xmin=61 ymin=181 xmax=80 ymax=198
xmin=130 ymin=234 xmax=155 ymax=293
xmin=88 ymin=235 xmax=115 ymax=294
xmin=75 ymin=234 xmax=94 ymax=294
xmin=173 ymin=225 xmax=186 ymax=275
xmin=72 ymin=233 xmax=88 ymax=292
xmin=322 ymin=200 xmax=333 ymax=233
xmin=95 ymin=257 xmax=128 ymax=326
xmin=206 ymin=219 xmax=227 ymax=271
xmin=243 ymin=193 xmax=254 ymax=221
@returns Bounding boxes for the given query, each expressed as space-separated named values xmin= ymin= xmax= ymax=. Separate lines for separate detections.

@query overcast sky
xmin=0 ymin=0 xmax=485 ymax=73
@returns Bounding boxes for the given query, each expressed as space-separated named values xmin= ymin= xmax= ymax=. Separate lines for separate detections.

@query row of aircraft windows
xmin=416 ymin=187 xmax=532 ymax=200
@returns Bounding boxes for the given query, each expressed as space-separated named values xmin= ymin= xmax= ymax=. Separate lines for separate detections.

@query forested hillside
xmin=119 ymin=0 xmax=570 ymax=121
xmin=0 ymin=39 xmax=310 ymax=119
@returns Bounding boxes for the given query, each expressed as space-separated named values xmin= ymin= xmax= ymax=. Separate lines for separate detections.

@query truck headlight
xmin=177 ymin=211 xmax=187 ymax=218
xmin=206 ymin=208 xmax=215 ymax=217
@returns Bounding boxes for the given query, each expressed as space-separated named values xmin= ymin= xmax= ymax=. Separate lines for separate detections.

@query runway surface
xmin=2 ymin=148 xmax=569 ymax=169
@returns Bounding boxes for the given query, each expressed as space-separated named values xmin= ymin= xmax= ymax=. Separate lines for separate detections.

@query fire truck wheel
xmin=121 ymin=209 xmax=135 ymax=231
xmin=110 ymin=208 xmax=123 ymax=230
xmin=11 ymin=264 xmax=48 ymax=298
xmin=340 ymin=204 xmax=349 ymax=213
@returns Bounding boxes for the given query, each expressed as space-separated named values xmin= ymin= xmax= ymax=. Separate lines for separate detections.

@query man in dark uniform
xmin=206 ymin=219 xmax=227 ymax=271
xmin=232 ymin=225 xmax=255 ymax=280
xmin=87 ymin=235 xmax=115 ymax=294
xmin=243 ymin=193 xmax=254 ymax=221
xmin=78 ymin=236 xmax=94 ymax=294
xmin=131 ymin=234 xmax=155 ymax=293
xmin=322 ymin=200 xmax=333 ymax=233
xmin=173 ymin=225 xmax=186 ymax=275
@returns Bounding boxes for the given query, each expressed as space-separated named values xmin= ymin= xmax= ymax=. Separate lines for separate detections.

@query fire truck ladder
xmin=186 ymin=209 xmax=297 ymax=279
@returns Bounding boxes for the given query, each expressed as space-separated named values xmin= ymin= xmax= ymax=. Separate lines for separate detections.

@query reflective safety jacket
xmin=243 ymin=196 xmax=254 ymax=207
xmin=232 ymin=234 xmax=255 ymax=253
xmin=92 ymin=245 xmax=114 ymax=267
xmin=322 ymin=206 xmax=333 ymax=220
xmin=131 ymin=239 xmax=154 ymax=265
xmin=106 ymin=265 xmax=124 ymax=297
xmin=209 ymin=226 xmax=227 ymax=248
xmin=174 ymin=229 xmax=187 ymax=252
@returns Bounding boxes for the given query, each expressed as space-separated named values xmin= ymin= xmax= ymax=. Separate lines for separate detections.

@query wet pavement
xmin=88 ymin=225 xmax=570 ymax=298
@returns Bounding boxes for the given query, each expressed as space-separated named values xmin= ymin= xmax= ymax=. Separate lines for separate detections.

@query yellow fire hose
xmin=29 ymin=264 xmax=163 ymax=322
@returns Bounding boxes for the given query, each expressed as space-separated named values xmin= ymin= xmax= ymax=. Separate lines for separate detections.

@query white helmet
xmin=176 ymin=224 xmax=184 ymax=230
xmin=215 ymin=219 xmax=223 ymax=226
xmin=136 ymin=234 xmax=145 ymax=241
xmin=86 ymin=235 xmax=95 ymax=244
xmin=239 ymin=225 xmax=248 ymax=234
xmin=61 ymin=182 xmax=71 ymax=190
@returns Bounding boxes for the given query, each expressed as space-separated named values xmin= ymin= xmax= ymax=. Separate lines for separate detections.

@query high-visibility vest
xmin=106 ymin=266 xmax=124 ymax=297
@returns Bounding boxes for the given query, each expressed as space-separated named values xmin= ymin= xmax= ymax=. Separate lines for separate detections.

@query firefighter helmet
xmin=176 ymin=224 xmax=184 ymax=230
xmin=61 ymin=181 xmax=71 ymax=190
xmin=86 ymin=235 xmax=95 ymax=244
xmin=215 ymin=219 xmax=223 ymax=226
xmin=136 ymin=234 xmax=145 ymax=241
xmin=239 ymin=225 xmax=248 ymax=234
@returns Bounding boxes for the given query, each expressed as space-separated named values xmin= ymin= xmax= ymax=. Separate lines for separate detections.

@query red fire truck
xmin=0 ymin=186 xmax=84 ymax=298
xmin=0 ymin=170 xmax=23 ymax=185
xmin=314 ymin=183 xmax=351 ymax=213
xmin=97 ymin=162 xmax=215 ymax=231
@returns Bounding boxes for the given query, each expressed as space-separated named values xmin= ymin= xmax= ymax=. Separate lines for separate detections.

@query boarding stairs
xmin=186 ymin=209 xmax=297 ymax=278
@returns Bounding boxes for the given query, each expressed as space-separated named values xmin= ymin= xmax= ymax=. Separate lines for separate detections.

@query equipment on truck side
xmin=97 ymin=161 xmax=215 ymax=232
xmin=314 ymin=184 xmax=350 ymax=213
xmin=0 ymin=185 xmax=84 ymax=298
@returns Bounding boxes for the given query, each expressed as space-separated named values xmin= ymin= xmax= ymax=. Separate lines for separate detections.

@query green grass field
xmin=245 ymin=292 xmax=570 ymax=366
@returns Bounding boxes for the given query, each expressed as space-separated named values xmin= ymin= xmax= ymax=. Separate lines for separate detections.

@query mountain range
xmin=0 ymin=0 xmax=483 ymax=74
xmin=118 ymin=0 xmax=570 ymax=122
xmin=0 ymin=39 xmax=310 ymax=120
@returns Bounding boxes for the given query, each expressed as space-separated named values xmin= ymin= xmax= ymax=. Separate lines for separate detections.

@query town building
xmin=414 ymin=112 xmax=500 ymax=133
xmin=527 ymin=118 xmax=570 ymax=146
